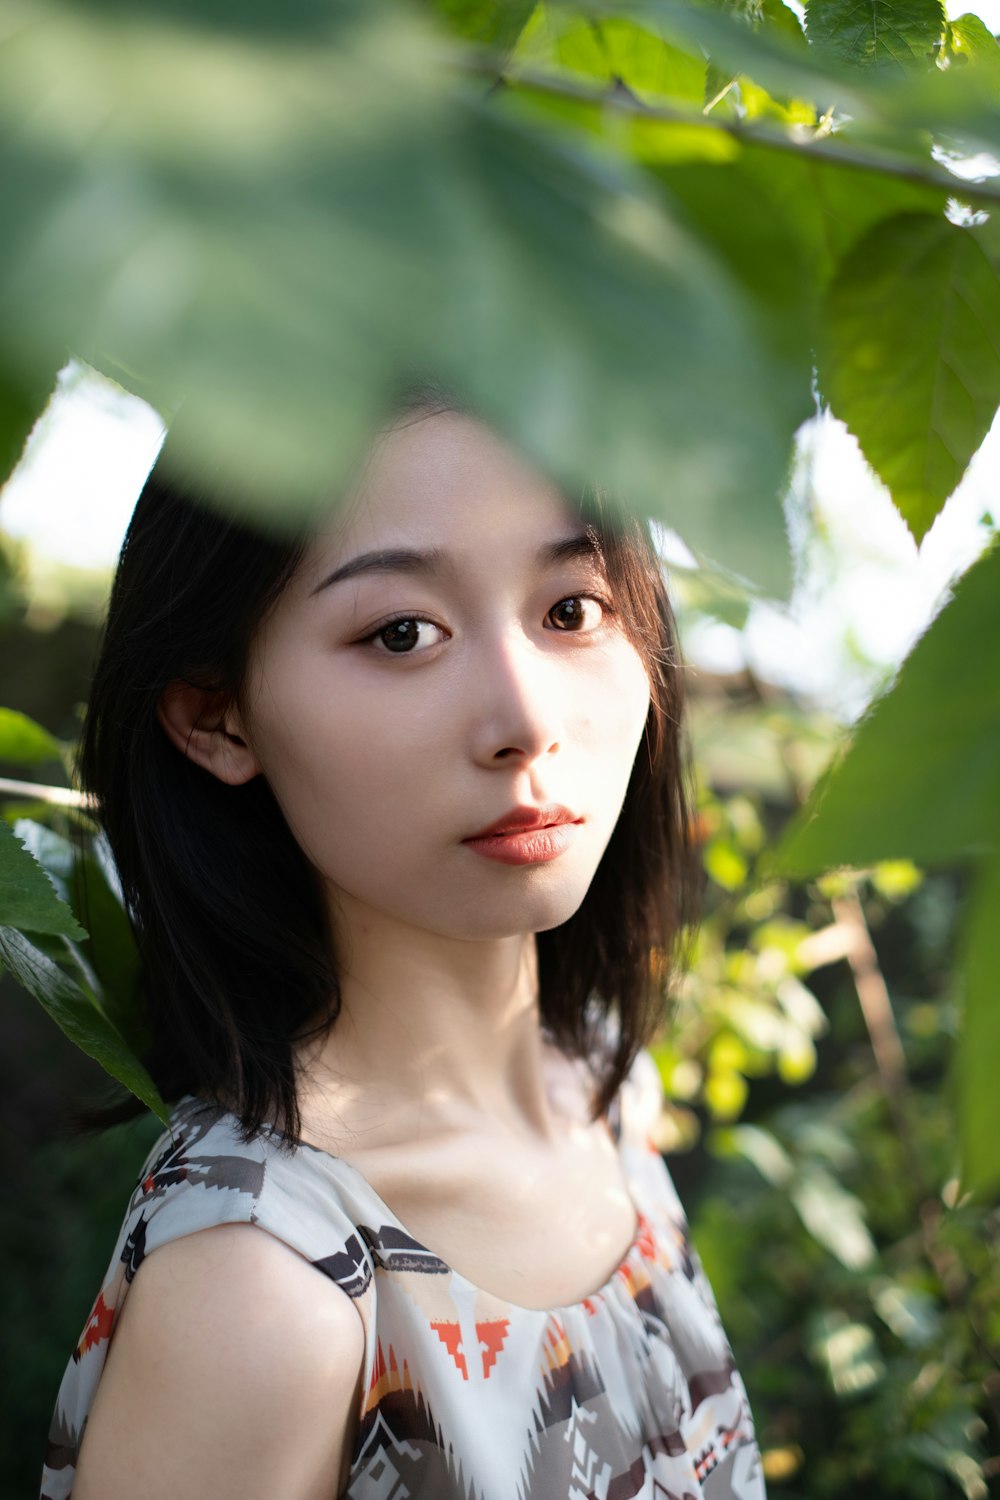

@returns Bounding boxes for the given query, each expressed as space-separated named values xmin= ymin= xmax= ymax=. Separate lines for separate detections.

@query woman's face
xmin=235 ymin=409 xmax=651 ymax=946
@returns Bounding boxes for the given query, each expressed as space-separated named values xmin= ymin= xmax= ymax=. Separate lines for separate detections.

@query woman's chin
xmin=435 ymin=877 xmax=596 ymax=942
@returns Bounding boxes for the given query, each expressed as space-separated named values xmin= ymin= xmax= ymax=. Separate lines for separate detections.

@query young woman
xmin=40 ymin=388 xmax=766 ymax=1499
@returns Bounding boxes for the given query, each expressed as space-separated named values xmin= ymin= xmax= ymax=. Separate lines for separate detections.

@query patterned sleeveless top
xmin=41 ymin=1051 xmax=766 ymax=1499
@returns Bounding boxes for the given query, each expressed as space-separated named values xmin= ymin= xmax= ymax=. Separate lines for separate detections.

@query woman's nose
xmin=467 ymin=628 xmax=565 ymax=768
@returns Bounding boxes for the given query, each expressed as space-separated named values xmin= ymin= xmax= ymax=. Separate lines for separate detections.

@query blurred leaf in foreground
xmin=0 ymin=706 xmax=64 ymax=767
xmin=0 ymin=0 xmax=822 ymax=599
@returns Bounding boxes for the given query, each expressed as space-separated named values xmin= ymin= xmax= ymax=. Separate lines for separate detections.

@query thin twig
xmin=829 ymin=887 xmax=926 ymax=1197
xmin=0 ymin=776 xmax=91 ymax=808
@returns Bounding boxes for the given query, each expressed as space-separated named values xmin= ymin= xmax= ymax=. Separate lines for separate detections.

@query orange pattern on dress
xmin=73 ymin=1292 xmax=114 ymax=1364
xmin=477 ymin=1317 xmax=510 ymax=1377
xmin=363 ymin=1336 xmax=417 ymax=1414
xmin=430 ymin=1320 xmax=469 ymax=1378
xmin=542 ymin=1316 xmax=571 ymax=1373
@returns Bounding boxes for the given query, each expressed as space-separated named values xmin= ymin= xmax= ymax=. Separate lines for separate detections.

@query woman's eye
xmin=368 ymin=617 xmax=445 ymax=655
xmin=547 ymin=595 xmax=606 ymax=632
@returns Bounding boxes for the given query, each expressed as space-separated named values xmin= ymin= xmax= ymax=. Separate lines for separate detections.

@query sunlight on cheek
xmin=608 ymin=646 xmax=652 ymax=745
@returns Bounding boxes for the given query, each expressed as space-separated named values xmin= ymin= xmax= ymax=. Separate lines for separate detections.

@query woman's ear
xmin=156 ymin=680 xmax=262 ymax=786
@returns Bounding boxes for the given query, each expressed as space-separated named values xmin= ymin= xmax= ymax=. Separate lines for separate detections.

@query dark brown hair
xmin=79 ymin=388 xmax=699 ymax=1141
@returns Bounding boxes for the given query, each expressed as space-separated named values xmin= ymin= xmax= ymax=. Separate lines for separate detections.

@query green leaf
xmin=596 ymin=15 xmax=708 ymax=102
xmin=75 ymin=842 xmax=143 ymax=1042
xmin=430 ymin=0 xmax=537 ymax=53
xmin=791 ymin=1163 xmax=877 ymax=1268
xmin=12 ymin=819 xmax=142 ymax=1040
xmin=957 ymin=849 xmax=1000 ymax=1194
xmin=512 ymin=8 xmax=708 ymax=104
xmin=705 ymin=837 xmax=750 ymax=890
xmin=11 ymin=819 xmax=74 ymax=903
xmin=512 ymin=3 xmax=608 ymax=77
xmin=805 ymin=0 xmax=946 ymax=73
xmin=869 ymin=1277 xmax=941 ymax=1347
xmin=758 ymin=0 xmax=808 ymax=49
xmin=0 ymin=0 xmax=803 ymax=598
xmin=0 ymin=818 xmax=87 ymax=939
xmin=0 ymin=924 xmax=167 ymax=1124
xmin=645 ymin=150 xmax=818 ymax=374
xmin=947 ymin=12 xmax=1000 ymax=73
xmin=429 ymin=103 xmax=803 ymax=596
xmin=821 ymin=213 xmax=1000 ymax=542
xmin=721 ymin=1121 xmax=795 ymax=1184
xmin=809 ymin=1309 xmax=885 ymax=1394
xmin=0 ymin=0 xmax=463 ymax=518
xmin=0 ymin=707 xmax=63 ymax=767
xmin=655 ymin=145 xmax=947 ymax=302
xmin=644 ymin=150 xmax=948 ymax=492
xmin=767 ymin=539 xmax=1000 ymax=876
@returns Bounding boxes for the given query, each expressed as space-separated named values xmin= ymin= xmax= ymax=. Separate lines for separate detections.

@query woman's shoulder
xmin=119 ymin=1216 xmax=365 ymax=1340
xmin=132 ymin=1095 xmax=371 ymax=1258
xmin=41 ymin=1098 xmax=372 ymax=1500
xmin=70 ymin=1220 xmax=364 ymax=1500
xmin=129 ymin=1215 xmax=365 ymax=1371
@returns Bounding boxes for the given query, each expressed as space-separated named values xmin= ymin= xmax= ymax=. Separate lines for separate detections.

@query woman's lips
xmin=461 ymin=820 xmax=583 ymax=866
xmin=464 ymin=804 xmax=579 ymax=839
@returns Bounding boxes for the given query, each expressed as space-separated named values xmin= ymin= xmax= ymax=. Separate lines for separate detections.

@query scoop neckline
xmin=175 ymin=1093 xmax=647 ymax=1318
xmin=296 ymin=1123 xmax=646 ymax=1317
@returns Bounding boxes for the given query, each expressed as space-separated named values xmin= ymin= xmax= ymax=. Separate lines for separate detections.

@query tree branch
xmin=456 ymin=53 xmax=1000 ymax=207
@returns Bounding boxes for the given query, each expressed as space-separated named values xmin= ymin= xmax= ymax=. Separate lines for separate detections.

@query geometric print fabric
xmin=40 ymin=1049 xmax=766 ymax=1500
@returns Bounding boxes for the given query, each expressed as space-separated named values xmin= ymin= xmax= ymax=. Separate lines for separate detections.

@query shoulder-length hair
xmin=79 ymin=391 xmax=700 ymax=1142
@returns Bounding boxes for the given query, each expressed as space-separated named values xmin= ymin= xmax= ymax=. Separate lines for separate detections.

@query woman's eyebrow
xmin=311 ymin=532 xmax=601 ymax=597
xmin=311 ymin=547 xmax=447 ymax=596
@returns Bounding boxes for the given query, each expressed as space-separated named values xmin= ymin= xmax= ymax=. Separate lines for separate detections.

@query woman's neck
xmin=293 ymin=892 xmax=567 ymax=1152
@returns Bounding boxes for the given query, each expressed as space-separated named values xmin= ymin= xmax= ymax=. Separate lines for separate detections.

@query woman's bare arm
xmin=73 ymin=1222 xmax=365 ymax=1500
